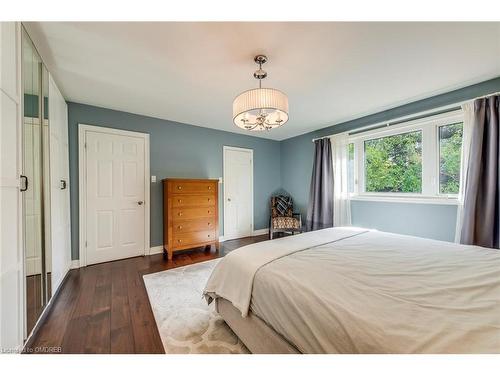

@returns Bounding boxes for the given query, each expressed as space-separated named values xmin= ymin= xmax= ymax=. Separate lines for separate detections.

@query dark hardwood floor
xmin=26 ymin=274 xmax=43 ymax=335
xmin=26 ymin=273 xmax=52 ymax=335
xmin=25 ymin=235 xmax=268 ymax=354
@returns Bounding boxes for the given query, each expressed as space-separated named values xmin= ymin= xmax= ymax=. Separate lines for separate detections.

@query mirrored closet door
xmin=21 ymin=27 xmax=52 ymax=336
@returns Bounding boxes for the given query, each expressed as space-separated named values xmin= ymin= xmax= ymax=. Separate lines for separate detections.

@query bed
xmin=203 ymin=227 xmax=500 ymax=353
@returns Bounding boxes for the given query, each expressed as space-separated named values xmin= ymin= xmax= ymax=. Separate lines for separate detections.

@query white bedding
xmin=203 ymin=227 xmax=368 ymax=317
xmin=204 ymin=227 xmax=500 ymax=353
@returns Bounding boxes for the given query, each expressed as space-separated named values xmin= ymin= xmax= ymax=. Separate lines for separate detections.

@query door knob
xmin=138 ymin=201 xmax=144 ymax=205
xmin=227 ymin=198 xmax=231 ymax=202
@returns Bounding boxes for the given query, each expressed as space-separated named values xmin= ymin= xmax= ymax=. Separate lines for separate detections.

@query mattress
xmin=205 ymin=228 xmax=500 ymax=353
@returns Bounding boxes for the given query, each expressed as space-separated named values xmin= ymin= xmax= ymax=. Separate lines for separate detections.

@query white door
xmin=84 ymin=129 xmax=147 ymax=265
xmin=48 ymin=75 xmax=71 ymax=291
xmin=223 ymin=146 xmax=253 ymax=240
xmin=1 ymin=21 xmax=24 ymax=349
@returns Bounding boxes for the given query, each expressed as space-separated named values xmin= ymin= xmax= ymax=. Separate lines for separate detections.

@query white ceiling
xmin=25 ymin=22 xmax=500 ymax=141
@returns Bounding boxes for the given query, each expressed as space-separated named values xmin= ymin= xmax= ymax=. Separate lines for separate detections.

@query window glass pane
xmin=364 ymin=130 xmax=422 ymax=193
xmin=347 ymin=143 xmax=354 ymax=193
xmin=439 ymin=122 xmax=463 ymax=194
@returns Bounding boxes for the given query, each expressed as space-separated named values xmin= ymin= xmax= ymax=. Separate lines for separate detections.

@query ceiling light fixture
xmin=232 ymin=55 xmax=289 ymax=131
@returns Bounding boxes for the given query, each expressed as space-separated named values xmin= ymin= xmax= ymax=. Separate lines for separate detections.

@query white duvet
xmin=204 ymin=227 xmax=368 ymax=317
xmin=203 ymin=227 xmax=500 ymax=353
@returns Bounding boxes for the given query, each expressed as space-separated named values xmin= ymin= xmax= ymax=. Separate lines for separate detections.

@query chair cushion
xmin=272 ymin=216 xmax=301 ymax=230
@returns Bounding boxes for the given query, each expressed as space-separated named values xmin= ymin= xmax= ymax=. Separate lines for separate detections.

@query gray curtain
xmin=461 ymin=95 xmax=500 ymax=248
xmin=306 ymin=138 xmax=333 ymax=231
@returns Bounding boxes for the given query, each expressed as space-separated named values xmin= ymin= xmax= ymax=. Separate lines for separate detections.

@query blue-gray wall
xmin=351 ymin=201 xmax=457 ymax=242
xmin=68 ymin=77 xmax=500 ymax=259
xmin=280 ymin=77 xmax=500 ymax=242
xmin=68 ymin=102 xmax=281 ymax=260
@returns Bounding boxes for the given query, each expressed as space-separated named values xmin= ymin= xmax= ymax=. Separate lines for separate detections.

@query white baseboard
xmin=149 ymin=245 xmax=164 ymax=255
xmin=253 ymin=228 xmax=269 ymax=236
xmin=71 ymin=247 xmax=164 ymax=267
xmin=69 ymin=236 xmax=267 ymax=266
xmin=219 ymin=228 xmax=269 ymax=242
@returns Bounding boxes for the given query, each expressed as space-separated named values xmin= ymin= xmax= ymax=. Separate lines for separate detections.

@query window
xmin=439 ymin=123 xmax=463 ymax=194
xmin=364 ymin=131 xmax=422 ymax=193
xmin=347 ymin=111 xmax=464 ymax=203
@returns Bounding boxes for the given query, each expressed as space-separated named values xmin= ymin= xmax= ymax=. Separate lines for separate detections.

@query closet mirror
xmin=22 ymin=27 xmax=52 ymax=335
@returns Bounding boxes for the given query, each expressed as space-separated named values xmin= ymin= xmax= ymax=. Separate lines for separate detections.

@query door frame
xmin=223 ymin=146 xmax=254 ymax=241
xmin=78 ymin=124 xmax=150 ymax=267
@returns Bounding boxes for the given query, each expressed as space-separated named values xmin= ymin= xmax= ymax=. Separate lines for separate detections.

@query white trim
xmin=350 ymin=195 xmax=459 ymax=205
xmin=221 ymin=233 xmax=249 ymax=241
xmin=16 ymin=22 xmax=26 ymax=346
xmin=252 ymin=228 xmax=269 ymax=236
xmin=78 ymin=124 xmax=150 ymax=267
xmin=70 ymin=260 xmax=80 ymax=269
xmin=347 ymin=110 xmax=464 ymax=204
xmin=347 ymin=110 xmax=463 ymax=141
xmin=78 ymin=126 xmax=86 ymax=267
xmin=144 ymin=135 xmax=151 ymax=255
xmin=219 ymin=228 xmax=269 ymax=242
xmin=149 ymin=245 xmax=163 ymax=255
xmin=222 ymin=146 xmax=254 ymax=241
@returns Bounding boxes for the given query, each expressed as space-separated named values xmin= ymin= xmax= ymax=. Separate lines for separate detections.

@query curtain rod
xmin=311 ymin=91 xmax=500 ymax=142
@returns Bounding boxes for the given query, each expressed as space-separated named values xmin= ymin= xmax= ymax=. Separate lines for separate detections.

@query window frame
xmin=347 ymin=110 xmax=464 ymax=204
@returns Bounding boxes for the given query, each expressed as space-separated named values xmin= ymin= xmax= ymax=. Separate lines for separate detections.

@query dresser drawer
xmin=172 ymin=206 xmax=215 ymax=219
xmin=163 ymin=178 xmax=219 ymax=260
xmin=173 ymin=230 xmax=216 ymax=248
xmin=172 ymin=217 xmax=216 ymax=233
xmin=171 ymin=194 xmax=216 ymax=208
xmin=170 ymin=181 xmax=217 ymax=194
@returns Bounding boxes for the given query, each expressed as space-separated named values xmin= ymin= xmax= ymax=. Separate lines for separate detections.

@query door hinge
xmin=85 ymin=241 xmax=87 ymax=247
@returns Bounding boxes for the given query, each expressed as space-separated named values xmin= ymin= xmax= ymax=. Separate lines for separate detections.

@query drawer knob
xmin=177 ymin=186 xmax=182 ymax=190
xmin=207 ymin=198 xmax=210 ymax=202
xmin=178 ymin=226 xmax=182 ymax=229
xmin=207 ymin=234 xmax=211 ymax=238
xmin=208 ymin=186 xmax=211 ymax=190
xmin=178 ymin=212 xmax=183 ymax=216
xmin=178 ymin=199 xmax=182 ymax=203
xmin=207 ymin=210 xmax=210 ymax=214
xmin=207 ymin=222 xmax=211 ymax=226
xmin=178 ymin=239 xmax=182 ymax=243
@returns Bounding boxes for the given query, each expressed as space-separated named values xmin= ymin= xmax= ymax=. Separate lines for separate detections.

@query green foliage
xmin=439 ymin=123 xmax=463 ymax=194
xmin=363 ymin=123 xmax=463 ymax=195
xmin=365 ymin=131 xmax=422 ymax=193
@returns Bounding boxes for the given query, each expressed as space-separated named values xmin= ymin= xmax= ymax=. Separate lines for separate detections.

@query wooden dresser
xmin=163 ymin=178 xmax=219 ymax=260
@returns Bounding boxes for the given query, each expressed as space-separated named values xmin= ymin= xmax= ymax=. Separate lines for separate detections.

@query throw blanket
xmin=275 ymin=195 xmax=293 ymax=216
xmin=203 ymin=227 xmax=369 ymax=317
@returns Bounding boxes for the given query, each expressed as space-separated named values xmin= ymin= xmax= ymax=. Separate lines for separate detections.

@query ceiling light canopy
xmin=233 ymin=55 xmax=289 ymax=131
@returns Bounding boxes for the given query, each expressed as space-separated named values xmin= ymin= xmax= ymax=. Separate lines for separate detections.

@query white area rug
xmin=143 ymin=259 xmax=249 ymax=354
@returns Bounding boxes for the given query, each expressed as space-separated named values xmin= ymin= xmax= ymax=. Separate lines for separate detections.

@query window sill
xmin=349 ymin=195 xmax=459 ymax=205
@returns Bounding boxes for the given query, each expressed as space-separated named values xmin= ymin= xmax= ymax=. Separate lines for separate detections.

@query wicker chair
xmin=269 ymin=195 xmax=302 ymax=239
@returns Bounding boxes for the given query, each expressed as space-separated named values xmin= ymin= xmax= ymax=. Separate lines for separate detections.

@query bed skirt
xmin=216 ymin=298 xmax=299 ymax=354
